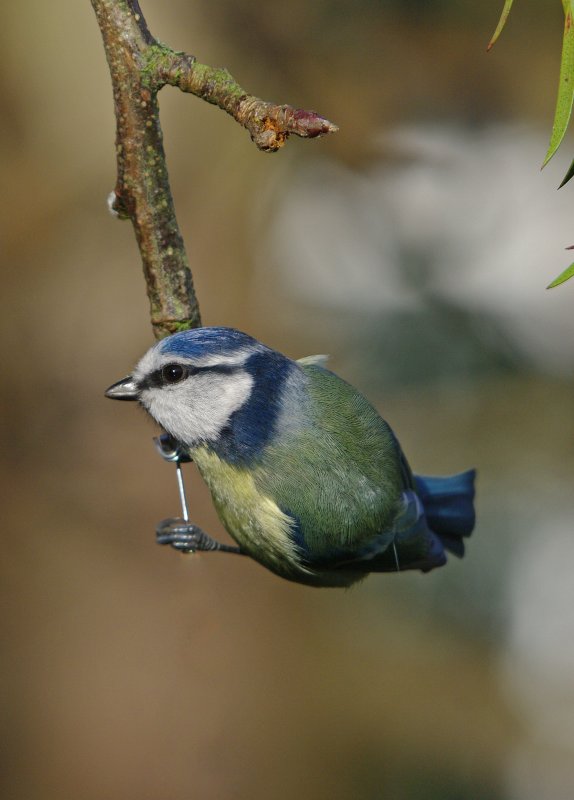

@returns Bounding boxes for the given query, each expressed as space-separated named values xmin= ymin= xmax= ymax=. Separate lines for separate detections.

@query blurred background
xmin=2 ymin=1 xmax=574 ymax=798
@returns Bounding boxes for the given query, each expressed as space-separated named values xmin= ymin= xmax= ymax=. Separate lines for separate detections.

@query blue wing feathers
xmin=415 ymin=469 xmax=476 ymax=555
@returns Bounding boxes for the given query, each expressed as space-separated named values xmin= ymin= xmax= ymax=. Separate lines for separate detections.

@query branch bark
xmin=90 ymin=0 xmax=338 ymax=338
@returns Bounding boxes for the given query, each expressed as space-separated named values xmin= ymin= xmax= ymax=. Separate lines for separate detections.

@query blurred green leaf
xmin=486 ymin=0 xmax=516 ymax=52
xmin=558 ymin=155 xmax=574 ymax=187
xmin=542 ymin=1 xmax=574 ymax=169
xmin=547 ymin=261 xmax=574 ymax=288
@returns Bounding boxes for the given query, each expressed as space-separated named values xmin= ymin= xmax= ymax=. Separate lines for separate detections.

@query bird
xmin=105 ymin=327 xmax=476 ymax=588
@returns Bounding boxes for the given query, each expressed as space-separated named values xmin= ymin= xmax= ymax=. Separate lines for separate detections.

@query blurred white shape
xmin=260 ymin=158 xmax=423 ymax=312
xmin=261 ymin=125 xmax=574 ymax=373
xmin=500 ymin=516 xmax=574 ymax=750
xmin=384 ymin=126 xmax=574 ymax=372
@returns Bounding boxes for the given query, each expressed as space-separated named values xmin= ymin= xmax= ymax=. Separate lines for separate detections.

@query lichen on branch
xmin=90 ymin=0 xmax=338 ymax=338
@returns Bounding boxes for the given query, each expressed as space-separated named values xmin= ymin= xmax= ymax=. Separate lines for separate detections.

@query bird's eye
xmin=161 ymin=363 xmax=187 ymax=384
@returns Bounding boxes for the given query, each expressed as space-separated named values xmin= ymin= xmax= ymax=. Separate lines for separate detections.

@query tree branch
xmin=90 ymin=0 xmax=338 ymax=338
xmin=154 ymin=50 xmax=338 ymax=152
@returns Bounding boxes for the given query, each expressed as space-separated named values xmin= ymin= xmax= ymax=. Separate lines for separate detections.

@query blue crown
xmin=159 ymin=327 xmax=260 ymax=359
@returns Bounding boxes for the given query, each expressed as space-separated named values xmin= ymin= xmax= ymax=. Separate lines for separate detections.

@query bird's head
xmin=105 ymin=327 xmax=297 ymax=456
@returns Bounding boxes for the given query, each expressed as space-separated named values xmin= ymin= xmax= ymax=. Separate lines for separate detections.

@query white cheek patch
xmin=140 ymin=371 xmax=254 ymax=446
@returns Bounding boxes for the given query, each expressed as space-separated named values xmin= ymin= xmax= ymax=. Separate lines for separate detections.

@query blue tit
xmin=105 ymin=327 xmax=476 ymax=588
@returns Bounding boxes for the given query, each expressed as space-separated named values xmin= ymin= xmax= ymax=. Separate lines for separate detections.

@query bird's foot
xmin=156 ymin=518 xmax=243 ymax=555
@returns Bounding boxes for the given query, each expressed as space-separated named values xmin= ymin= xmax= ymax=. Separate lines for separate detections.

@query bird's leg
xmin=153 ymin=433 xmax=244 ymax=555
xmin=156 ymin=518 xmax=245 ymax=555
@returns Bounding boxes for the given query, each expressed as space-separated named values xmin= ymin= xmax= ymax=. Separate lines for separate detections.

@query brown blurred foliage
xmin=0 ymin=2 xmax=571 ymax=799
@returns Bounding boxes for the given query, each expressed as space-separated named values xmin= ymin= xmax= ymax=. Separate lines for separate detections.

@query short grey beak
xmin=105 ymin=376 xmax=139 ymax=401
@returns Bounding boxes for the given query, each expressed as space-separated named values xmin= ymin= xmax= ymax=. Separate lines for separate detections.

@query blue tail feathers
xmin=415 ymin=469 xmax=476 ymax=558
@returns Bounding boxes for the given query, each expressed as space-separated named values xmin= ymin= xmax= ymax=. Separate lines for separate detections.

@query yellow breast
xmin=192 ymin=447 xmax=308 ymax=576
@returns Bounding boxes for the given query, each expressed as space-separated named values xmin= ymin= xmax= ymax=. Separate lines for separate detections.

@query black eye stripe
xmin=202 ymin=364 xmax=240 ymax=376
xmin=139 ymin=362 xmax=240 ymax=390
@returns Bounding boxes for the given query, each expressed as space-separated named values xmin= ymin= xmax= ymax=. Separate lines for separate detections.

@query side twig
xmin=90 ymin=0 xmax=338 ymax=338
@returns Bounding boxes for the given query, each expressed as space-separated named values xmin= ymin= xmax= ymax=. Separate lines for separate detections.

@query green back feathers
xmin=192 ymin=362 xmax=412 ymax=575
xmin=253 ymin=364 xmax=409 ymax=558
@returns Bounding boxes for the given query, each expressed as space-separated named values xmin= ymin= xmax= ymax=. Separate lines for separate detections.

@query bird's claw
xmin=156 ymin=518 xmax=243 ymax=555
xmin=156 ymin=518 xmax=209 ymax=553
